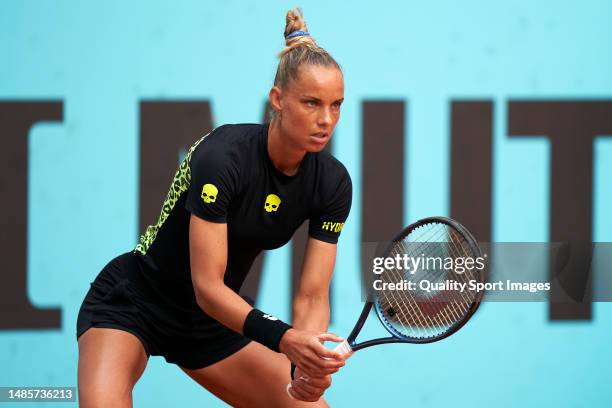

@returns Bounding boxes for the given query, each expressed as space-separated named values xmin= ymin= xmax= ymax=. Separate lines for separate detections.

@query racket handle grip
xmin=286 ymin=340 xmax=353 ymax=400
xmin=334 ymin=339 xmax=352 ymax=355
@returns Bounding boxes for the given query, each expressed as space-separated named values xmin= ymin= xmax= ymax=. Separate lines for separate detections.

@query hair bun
xmin=283 ymin=7 xmax=315 ymax=48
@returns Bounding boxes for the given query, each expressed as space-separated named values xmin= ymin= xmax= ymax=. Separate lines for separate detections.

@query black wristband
xmin=290 ymin=363 xmax=297 ymax=380
xmin=242 ymin=308 xmax=292 ymax=353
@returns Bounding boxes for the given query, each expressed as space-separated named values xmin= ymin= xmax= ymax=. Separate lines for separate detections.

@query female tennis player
xmin=76 ymin=8 xmax=351 ymax=407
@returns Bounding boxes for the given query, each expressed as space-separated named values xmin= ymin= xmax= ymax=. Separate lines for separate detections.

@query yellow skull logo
xmin=201 ymin=183 xmax=218 ymax=204
xmin=264 ymin=194 xmax=281 ymax=212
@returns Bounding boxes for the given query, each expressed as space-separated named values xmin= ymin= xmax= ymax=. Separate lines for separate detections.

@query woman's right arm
xmin=188 ymin=214 xmax=344 ymax=378
xmin=189 ymin=214 xmax=252 ymax=332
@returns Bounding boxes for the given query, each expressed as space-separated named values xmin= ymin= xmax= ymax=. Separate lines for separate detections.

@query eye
xmin=304 ymin=100 xmax=317 ymax=107
xmin=332 ymin=101 xmax=342 ymax=110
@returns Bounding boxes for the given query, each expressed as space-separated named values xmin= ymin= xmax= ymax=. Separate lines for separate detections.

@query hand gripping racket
xmin=287 ymin=216 xmax=485 ymax=399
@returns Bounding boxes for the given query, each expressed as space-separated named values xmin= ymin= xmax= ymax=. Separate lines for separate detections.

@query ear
xmin=268 ymin=86 xmax=282 ymax=116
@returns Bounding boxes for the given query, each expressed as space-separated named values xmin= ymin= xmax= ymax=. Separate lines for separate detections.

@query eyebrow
xmin=301 ymin=95 xmax=345 ymax=103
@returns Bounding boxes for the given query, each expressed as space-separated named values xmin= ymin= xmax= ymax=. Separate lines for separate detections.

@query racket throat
xmin=346 ymin=302 xmax=373 ymax=344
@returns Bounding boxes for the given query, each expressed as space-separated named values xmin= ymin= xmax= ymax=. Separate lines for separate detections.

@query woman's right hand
xmin=279 ymin=328 xmax=346 ymax=378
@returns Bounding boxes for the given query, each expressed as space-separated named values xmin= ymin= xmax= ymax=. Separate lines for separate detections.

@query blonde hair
xmin=269 ymin=7 xmax=342 ymax=120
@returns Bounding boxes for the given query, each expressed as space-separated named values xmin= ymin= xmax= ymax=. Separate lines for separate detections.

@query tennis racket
xmin=287 ymin=216 xmax=485 ymax=399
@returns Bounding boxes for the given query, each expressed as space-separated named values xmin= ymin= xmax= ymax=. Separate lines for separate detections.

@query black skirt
xmin=76 ymin=251 xmax=251 ymax=369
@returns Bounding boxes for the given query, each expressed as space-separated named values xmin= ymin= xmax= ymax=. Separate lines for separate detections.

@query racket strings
xmin=416 ymin=233 xmax=475 ymax=326
xmin=380 ymin=226 xmax=447 ymax=338
xmin=401 ymin=229 xmax=477 ymax=332
xmin=382 ymin=242 xmax=462 ymax=336
xmin=416 ymin=229 xmax=476 ymax=307
xmin=381 ymin=226 xmax=454 ymax=338
xmin=406 ymin=227 xmax=477 ymax=325
xmin=395 ymin=227 xmax=458 ymax=335
xmin=376 ymin=222 xmax=481 ymax=339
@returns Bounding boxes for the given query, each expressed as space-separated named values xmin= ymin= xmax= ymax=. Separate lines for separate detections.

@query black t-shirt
xmin=133 ymin=123 xmax=352 ymax=310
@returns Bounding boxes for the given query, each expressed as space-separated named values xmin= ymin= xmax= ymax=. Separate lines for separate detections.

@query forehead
xmin=289 ymin=64 xmax=344 ymax=98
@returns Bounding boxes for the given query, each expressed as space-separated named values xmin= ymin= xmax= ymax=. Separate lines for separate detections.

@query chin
xmin=306 ymin=141 xmax=329 ymax=153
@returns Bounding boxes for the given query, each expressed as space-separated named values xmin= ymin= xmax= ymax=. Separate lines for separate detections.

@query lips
xmin=311 ymin=133 xmax=329 ymax=143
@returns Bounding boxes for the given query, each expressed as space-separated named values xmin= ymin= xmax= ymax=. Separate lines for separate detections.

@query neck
xmin=267 ymin=119 xmax=306 ymax=176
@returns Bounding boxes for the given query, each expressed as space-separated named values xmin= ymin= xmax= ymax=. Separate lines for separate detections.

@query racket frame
xmin=346 ymin=216 xmax=485 ymax=352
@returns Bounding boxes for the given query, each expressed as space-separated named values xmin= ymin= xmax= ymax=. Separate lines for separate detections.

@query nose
xmin=318 ymin=107 xmax=333 ymax=128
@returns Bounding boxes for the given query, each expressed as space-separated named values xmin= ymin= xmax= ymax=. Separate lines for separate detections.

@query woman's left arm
xmin=287 ymin=237 xmax=346 ymax=401
xmin=292 ymin=237 xmax=338 ymax=335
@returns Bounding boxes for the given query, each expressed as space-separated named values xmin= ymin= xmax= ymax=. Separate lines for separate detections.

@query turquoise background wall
xmin=1 ymin=1 xmax=611 ymax=406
